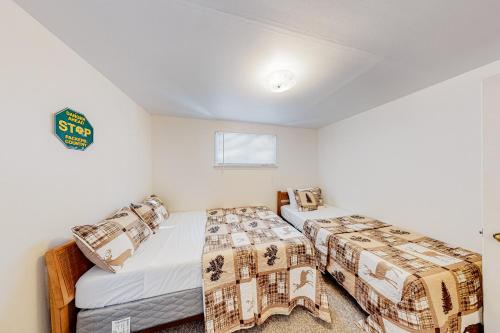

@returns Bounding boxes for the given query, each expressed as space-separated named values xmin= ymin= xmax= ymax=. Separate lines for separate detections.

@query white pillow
xmin=287 ymin=188 xmax=298 ymax=210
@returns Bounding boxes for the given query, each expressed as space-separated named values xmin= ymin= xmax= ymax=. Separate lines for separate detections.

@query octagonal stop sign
xmin=54 ymin=108 xmax=94 ymax=151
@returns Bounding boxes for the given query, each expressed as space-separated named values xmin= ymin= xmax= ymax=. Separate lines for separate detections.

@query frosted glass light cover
xmin=264 ymin=70 xmax=296 ymax=93
xmin=214 ymin=131 xmax=277 ymax=166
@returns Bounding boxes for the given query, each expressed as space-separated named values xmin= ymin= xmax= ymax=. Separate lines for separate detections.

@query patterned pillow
xmin=130 ymin=195 xmax=169 ymax=233
xmin=294 ymin=188 xmax=319 ymax=211
xmin=72 ymin=207 xmax=151 ymax=273
xmin=309 ymin=187 xmax=324 ymax=206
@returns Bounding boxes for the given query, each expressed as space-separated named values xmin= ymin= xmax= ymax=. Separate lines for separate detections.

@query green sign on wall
xmin=54 ymin=108 xmax=94 ymax=151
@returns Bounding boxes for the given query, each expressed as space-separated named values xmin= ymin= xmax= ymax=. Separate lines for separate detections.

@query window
xmin=214 ymin=131 xmax=277 ymax=167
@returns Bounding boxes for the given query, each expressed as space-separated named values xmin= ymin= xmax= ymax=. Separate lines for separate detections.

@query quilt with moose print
xmin=202 ymin=206 xmax=331 ymax=333
xmin=303 ymin=215 xmax=482 ymax=333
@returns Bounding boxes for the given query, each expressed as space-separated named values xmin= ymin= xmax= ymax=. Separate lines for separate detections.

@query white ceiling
xmin=14 ymin=0 xmax=500 ymax=128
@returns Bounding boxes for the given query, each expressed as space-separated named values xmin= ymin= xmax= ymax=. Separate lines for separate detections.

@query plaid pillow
xmin=294 ymin=188 xmax=319 ymax=212
xmin=72 ymin=207 xmax=151 ymax=273
xmin=309 ymin=187 xmax=324 ymax=206
xmin=130 ymin=195 xmax=169 ymax=233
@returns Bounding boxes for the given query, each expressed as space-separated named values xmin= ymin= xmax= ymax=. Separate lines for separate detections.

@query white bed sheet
xmin=75 ymin=210 xmax=206 ymax=309
xmin=281 ymin=204 xmax=351 ymax=232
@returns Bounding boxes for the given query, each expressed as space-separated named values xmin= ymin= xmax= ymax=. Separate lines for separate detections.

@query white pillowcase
xmin=287 ymin=188 xmax=298 ymax=210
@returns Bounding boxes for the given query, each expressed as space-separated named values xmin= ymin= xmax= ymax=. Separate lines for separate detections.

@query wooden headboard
xmin=276 ymin=191 xmax=290 ymax=218
xmin=45 ymin=241 xmax=93 ymax=333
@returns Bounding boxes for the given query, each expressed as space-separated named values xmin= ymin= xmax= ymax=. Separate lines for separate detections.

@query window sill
xmin=214 ymin=163 xmax=278 ymax=169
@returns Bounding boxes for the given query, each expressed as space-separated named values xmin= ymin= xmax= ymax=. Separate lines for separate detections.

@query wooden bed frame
xmin=45 ymin=241 xmax=203 ymax=333
xmin=276 ymin=191 xmax=290 ymax=218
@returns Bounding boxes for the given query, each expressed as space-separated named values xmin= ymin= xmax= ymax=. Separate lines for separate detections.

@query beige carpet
xmin=157 ymin=275 xmax=366 ymax=333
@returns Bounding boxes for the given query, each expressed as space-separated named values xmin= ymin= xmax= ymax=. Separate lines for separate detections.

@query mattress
xmin=77 ymin=287 xmax=203 ymax=333
xmin=280 ymin=204 xmax=351 ymax=231
xmin=76 ymin=210 xmax=206 ymax=309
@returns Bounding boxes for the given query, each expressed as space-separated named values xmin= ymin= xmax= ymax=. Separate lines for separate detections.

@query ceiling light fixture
xmin=264 ymin=70 xmax=296 ymax=93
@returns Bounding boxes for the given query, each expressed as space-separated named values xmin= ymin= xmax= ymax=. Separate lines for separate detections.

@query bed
xmin=277 ymin=191 xmax=483 ymax=333
xmin=202 ymin=205 xmax=331 ymax=333
xmin=46 ymin=211 xmax=207 ymax=333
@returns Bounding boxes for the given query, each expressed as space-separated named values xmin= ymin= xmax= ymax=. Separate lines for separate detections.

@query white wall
xmin=319 ymin=60 xmax=500 ymax=253
xmin=0 ymin=2 xmax=152 ymax=333
xmin=152 ymin=116 xmax=318 ymax=211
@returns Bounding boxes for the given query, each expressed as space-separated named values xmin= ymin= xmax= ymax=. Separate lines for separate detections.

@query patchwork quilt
xmin=202 ymin=206 xmax=331 ymax=333
xmin=303 ymin=215 xmax=483 ymax=333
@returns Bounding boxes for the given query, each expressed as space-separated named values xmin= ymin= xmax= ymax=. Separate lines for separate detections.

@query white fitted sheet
xmin=75 ymin=210 xmax=206 ymax=309
xmin=281 ymin=205 xmax=351 ymax=232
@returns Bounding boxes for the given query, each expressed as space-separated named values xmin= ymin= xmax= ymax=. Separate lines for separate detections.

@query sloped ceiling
xmin=14 ymin=0 xmax=500 ymax=127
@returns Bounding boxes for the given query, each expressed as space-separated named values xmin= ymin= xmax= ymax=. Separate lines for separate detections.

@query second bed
xmin=277 ymin=191 xmax=483 ymax=333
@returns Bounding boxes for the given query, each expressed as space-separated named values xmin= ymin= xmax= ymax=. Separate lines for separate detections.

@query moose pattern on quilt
xmin=202 ymin=206 xmax=331 ymax=333
xmin=303 ymin=216 xmax=483 ymax=333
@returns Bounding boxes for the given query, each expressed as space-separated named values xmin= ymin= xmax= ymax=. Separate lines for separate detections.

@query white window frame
xmin=214 ymin=131 xmax=278 ymax=168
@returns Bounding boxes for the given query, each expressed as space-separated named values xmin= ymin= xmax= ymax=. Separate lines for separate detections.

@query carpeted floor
xmin=157 ymin=274 xmax=366 ymax=333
